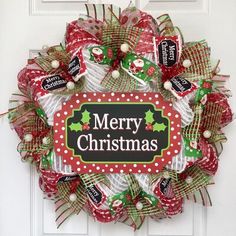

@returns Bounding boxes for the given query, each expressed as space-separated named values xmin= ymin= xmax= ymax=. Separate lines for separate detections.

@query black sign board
xmin=68 ymin=56 xmax=81 ymax=77
xmin=67 ymin=104 xmax=169 ymax=163
xmin=42 ymin=75 xmax=67 ymax=91
xmin=170 ymin=76 xmax=192 ymax=92
xmin=87 ymin=185 xmax=105 ymax=206
xmin=157 ymin=38 xmax=178 ymax=67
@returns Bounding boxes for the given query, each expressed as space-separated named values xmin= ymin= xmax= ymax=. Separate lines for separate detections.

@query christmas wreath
xmin=7 ymin=4 xmax=233 ymax=230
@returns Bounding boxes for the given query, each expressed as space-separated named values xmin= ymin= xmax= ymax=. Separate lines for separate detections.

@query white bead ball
xmin=24 ymin=134 xmax=33 ymax=142
xmin=135 ymin=201 xmax=143 ymax=210
xmin=111 ymin=70 xmax=120 ymax=79
xmin=203 ymin=130 xmax=212 ymax=139
xmin=164 ymin=81 xmax=172 ymax=90
xmin=183 ymin=59 xmax=192 ymax=68
xmin=120 ymin=43 xmax=129 ymax=53
xmin=66 ymin=81 xmax=75 ymax=90
xmin=51 ymin=60 xmax=60 ymax=69
xmin=42 ymin=137 xmax=50 ymax=145
xmin=185 ymin=176 xmax=193 ymax=184
xmin=69 ymin=193 xmax=77 ymax=202
xmin=163 ymin=171 xmax=170 ymax=179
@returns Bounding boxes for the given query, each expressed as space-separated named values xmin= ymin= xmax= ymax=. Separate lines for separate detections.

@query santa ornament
xmin=91 ymin=47 xmax=105 ymax=63
xmin=129 ymin=58 xmax=144 ymax=74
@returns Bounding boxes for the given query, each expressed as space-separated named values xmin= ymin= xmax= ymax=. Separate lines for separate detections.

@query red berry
xmin=202 ymin=81 xmax=212 ymax=89
xmin=146 ymin=123 xmax=153 ymax=130
xmin=126 ymin=194 xmax=132 ymax=201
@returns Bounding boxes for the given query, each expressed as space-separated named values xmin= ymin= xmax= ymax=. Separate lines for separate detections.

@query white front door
xmin=1 ymin=0 xmax=236 ymax=236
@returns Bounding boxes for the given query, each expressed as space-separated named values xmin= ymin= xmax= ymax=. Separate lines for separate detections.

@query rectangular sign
xmin=155 ymin=36 xmax=180 ymax=69
xmin=54 ymin=92 xmax=181 ymax=173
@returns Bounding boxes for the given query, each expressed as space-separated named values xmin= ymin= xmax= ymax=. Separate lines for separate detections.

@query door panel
xmin=0 ymin=0 xmax=235 ymax=236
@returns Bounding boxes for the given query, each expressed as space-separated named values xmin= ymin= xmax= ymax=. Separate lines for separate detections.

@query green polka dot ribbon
xmin=195 ymin=79 xmax=213 ymax=104
xmin=121 ymin=53 xmax=160 ymax=85
xmin=88 ymin=47 xmax=160 ymax=91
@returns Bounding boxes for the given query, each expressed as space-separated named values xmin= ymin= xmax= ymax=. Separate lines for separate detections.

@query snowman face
xmin=92 ymin=47 xmax=103 ymax=55
xmin=133 ymin=58 xmax=144 ymax=68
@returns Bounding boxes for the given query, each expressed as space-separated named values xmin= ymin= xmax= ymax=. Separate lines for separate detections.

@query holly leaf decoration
xmin=69 ymin=122 xmax=82 ymax=132
xmin=145 ymin=109 xmax=154 ymax=124
xmin=153 ymin=122 xmax=167 ymax=132
xmin=81 ymin=109 xmax=91 ymax=124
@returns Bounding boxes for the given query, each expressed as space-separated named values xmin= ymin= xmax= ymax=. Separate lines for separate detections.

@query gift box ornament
xmin=6 ymin=3 xmax=233 ymax=230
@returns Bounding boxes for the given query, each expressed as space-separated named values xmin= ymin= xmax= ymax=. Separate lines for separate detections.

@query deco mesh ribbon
xmin=6 ymin=4 xmax=234 ymax=230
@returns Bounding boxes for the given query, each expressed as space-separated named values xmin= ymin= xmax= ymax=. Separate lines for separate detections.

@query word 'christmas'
xmin=161 ymin=41 xmax=176 ymax=66
xmin=76 ymin=113 xmax=159 ymax=152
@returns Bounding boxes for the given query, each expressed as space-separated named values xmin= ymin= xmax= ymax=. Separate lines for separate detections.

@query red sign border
xmin=54 ymin=92 xmax=181 ymax=174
